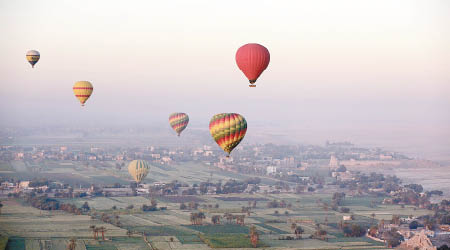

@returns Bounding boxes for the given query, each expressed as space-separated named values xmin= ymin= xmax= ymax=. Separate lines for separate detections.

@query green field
xmin=200 ymin=233 xmax=257 ymax=248
xmin=185 ymin=224 xmax=250 ymax=234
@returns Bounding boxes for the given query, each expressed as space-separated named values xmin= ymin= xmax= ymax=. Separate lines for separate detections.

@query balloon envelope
xmin=128 ymin=160 xmax=150 ymax=183
xmin=235 ymin=43 xmax=270 ymax=86
xmin=26 ymin=50 xmax=40 ymax=68
xmin=73 ymin=81 xmax=93 ymax=106
xmin=209 ymin=113 xmax=247 ymax=156
xmin=169 ymin=113 xmax=189 ymax=136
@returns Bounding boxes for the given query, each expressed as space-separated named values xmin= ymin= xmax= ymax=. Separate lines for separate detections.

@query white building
xmin=266 ymin=166 xmax=277 ymax=175
xmin=329 ymin=155 xmax=339 ymax=170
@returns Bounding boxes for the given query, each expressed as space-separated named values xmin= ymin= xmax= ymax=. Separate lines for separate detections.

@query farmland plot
xmin=0 ymin=200 xmax=126 ymax=238
xmin=148 ymin=236 xmax=210 ymax=250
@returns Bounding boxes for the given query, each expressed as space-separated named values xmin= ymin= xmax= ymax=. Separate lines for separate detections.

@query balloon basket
xmin=249 ymin=85 xmax=256 ymax=87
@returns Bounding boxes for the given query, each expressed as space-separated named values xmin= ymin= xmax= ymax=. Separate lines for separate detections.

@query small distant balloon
xmin=209 ymin=113 xmax=247 ymax=156
xmin=128 ymin=160 xmax=150 ymax=183
xmin=235 ymin=43 xmax=270 ymax=87
xmin=26 ymin=50 xmax=40 ymax=68
xmin=169 ymin=113 xmax=189 ymax=137
xmin=73 ymin=81 xmax=93 ymax=107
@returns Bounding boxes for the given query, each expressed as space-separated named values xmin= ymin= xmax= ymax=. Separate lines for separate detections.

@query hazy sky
xmin=1 ymin=1 xmax=449 ymax=158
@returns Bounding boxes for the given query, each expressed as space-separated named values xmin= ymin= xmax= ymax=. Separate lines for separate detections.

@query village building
xmin=329 ymin=154 xmax=339 ymax=170
xmin=397 ymin=230 xmax=437 ymax=250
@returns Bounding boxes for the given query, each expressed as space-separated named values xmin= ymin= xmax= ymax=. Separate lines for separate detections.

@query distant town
xmin=1 ymin=138 xmax=449 ymax=249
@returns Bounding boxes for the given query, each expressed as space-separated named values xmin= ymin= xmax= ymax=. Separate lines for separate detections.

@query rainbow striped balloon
xmin=73 ymin=81 xmax=93 ymax=106
xmin=169 ymin=113 xmax=189 ymax=136
xmin=209 ymin=113 xmax=247 ymax=156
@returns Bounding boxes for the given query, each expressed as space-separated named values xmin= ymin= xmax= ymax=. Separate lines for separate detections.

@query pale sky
xmin=0 ymin=0 xmax=449 ymax=158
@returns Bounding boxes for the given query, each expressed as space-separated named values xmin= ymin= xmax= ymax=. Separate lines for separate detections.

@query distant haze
xmin=1 ymin=1 xmax=449 ymax=160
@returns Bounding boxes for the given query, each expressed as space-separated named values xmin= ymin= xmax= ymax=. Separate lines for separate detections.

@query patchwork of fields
xmin=0 ymin=160 xmax=435 ymax=249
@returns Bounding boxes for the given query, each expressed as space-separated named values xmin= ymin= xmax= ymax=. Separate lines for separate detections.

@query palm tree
xmin=322 ymin=202 xmax=328 ymax=211
xmin=115 ymin=215 xmax=120 ymax=225
xmin=197 ymin=212 xmax=206 ymax=225
xmin=294 ymin=226 xmax=304 ymax=239
xmin=89 ymin=225 xmax=97 ymax=240
xmin=67 ymin=237 xmax=76 ymax=250
xmin=190 ymin=213 xmax=196 ymax=225
xmin=211 ymin=215 xmax=221 ymax=224
xmin=291 ymin=223 xmax=297 ymax=232
xmin=224 ymin=213 xmax=233 ymax=224
xmin=236 ymin=215 xmax=245 ymax=225
xmin=249 ymin=226 xmax=259 ymax=248
xmin=315 ymin=229 xmax=327 ymax=241
xmin=98 ymin=226 xmax=106 ymax=240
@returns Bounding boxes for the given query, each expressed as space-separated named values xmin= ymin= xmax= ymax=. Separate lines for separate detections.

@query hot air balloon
xmin=235 ymin=43 xmax=270 ymax=87
xmin=26 ymin=50 xmax=40 ymax=68
xmin=169 ymin=113 xmax=189 ymax=136
xmin=128 ymin=160 xmax=150 ymax=183
xmin=209 ymin=113 xmax=247 ymax=156
xmin=73 ymin=81 xmax=93 ymax=106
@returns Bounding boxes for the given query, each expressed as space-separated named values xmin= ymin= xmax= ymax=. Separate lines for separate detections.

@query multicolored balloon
xmin=73 ymin=81 xmax=93 ymax=106
xmin=209 ymin=113 xmax=247 ymax=156
xmin=169 ymin=113 xmax=189 ymax=136
xmin=26 ymin=50 xmax=40 ymax=68
xmin=235 ymin=43 xmax=270 ymax=87
xmin=128 ymin=160 xmax=150 ymax=183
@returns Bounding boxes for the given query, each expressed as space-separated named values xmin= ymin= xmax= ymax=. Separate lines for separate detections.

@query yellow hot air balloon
xmin=73 ymin=81 xmax=93 ymax=106
xmin=128 ymin=160 xmax=150 ymax=183
xmin=209 ymin=113 xmax=247 ymax=156
xmin=26 ymin=50 xmax=40 ymax=68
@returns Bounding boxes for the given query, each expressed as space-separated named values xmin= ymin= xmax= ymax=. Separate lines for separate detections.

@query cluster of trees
xmin=220 ymin=180 xmax=248 ymax=194
xmin=179 ymin=201 xmax=200 ymax=210
xmin=95 ymin=212 xmax=121 ymax=227
xmin=189 ymin=212 xmax=206 ymax=225
xmin=313 ymin=229 xmax=328 ymax=241
xmin=389 ymin=189 xmax=430 ymax=207
xmin=28 ymin=178 xmax=50 ymax=187
xmin=211 ymin=215 xmax=221 ymax=224
xmin=382 ymin=228 xmax=403 ymax=248
xmin=425 ymin=199 xmax=450 ymax=213
xmin=23 ymin=193 xmax=88 ymax=216
xmin=89 ymin=225 xmax=107 ymax=240
xmin=338 ymin=222 xmax=366 ymax=237
xmin=24 ymin=194 xmax=60 ymax=210
xmin=141 ymin=199 xmax=158 ymax=212
xmin=148 ymin=180 xmax=186 ymax=195
xmin=290 ymin=223 xmax=304 ymax=239
xmin=337 ymin=172 xmax=401 ymax=194
xmin=418 ymin=210 xmax=450 ymax=230
xmin=427 ymin=190 xmax=444 ymax=196
xmin=59 ymin=203 xmax=82 ymax=215
xmin=404 ymin=184 xmax=423 ymax=193
xmin=266 ymin=199 xmax=291 ymax=209
xmin=181 ymin=188 xmax=197 ymax=195
xmin=332 ymin=192 xmax=346 ymax=206
xmin=151 ymin=178 xmax=261 ymax=196
xmin=223 ymin=213 xmax=246 ymax=225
